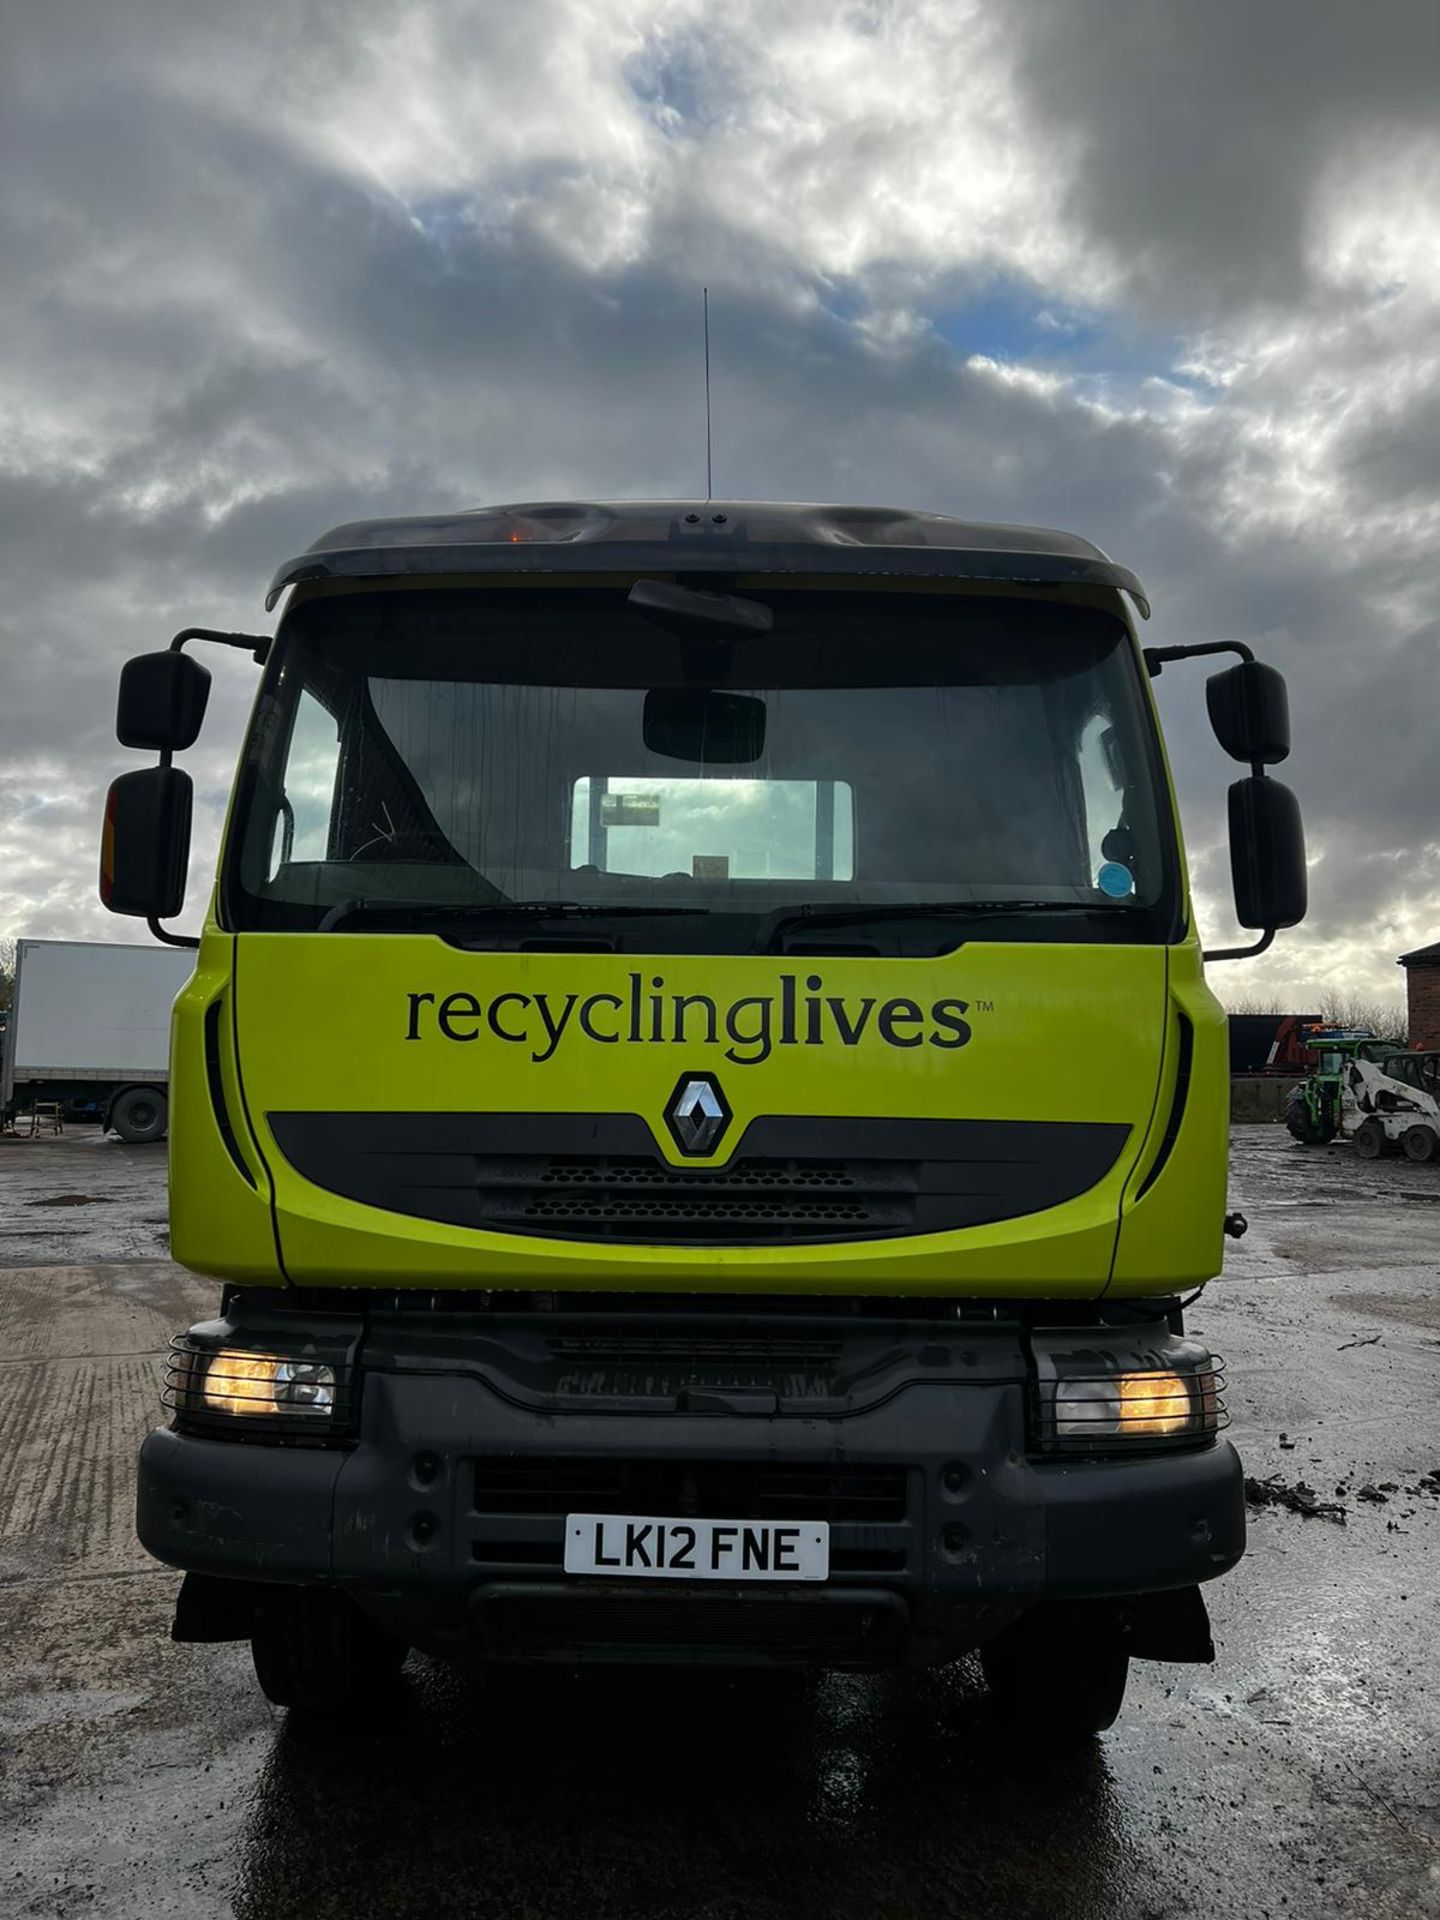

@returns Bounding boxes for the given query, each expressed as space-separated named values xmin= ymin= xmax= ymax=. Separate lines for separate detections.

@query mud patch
xmin=1244 ymin=1473 xmax=1347 ymax=1522
xmin=1330 ymin=1288 xmax=1440 ymax=1332
xmin=26 ymin=1194 xmax=105 ymax=1208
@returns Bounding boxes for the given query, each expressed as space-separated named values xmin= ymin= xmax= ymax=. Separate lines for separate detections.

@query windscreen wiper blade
xmin=318 ymin=899 xmax=712 ymax=932
xmin=754 ymin=899 xmax=1116 ymax=953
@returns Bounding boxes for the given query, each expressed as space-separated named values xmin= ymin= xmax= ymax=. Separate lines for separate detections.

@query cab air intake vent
xmin=204 ymin=1002 xmax=256 ymax=1189
xmin=1136 ymin=1012 xmax=1193 ymax=1201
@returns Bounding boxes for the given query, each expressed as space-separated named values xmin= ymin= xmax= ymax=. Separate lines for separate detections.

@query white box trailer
xmin=2 ymin=938 xmax=195 ymax=1141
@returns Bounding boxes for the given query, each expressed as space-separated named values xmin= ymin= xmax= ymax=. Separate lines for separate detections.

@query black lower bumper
xmin=139 ymin=1346 xmax=1244 ymax=1668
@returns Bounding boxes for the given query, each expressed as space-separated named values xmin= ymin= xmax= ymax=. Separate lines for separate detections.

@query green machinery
xmin=1282 ymin=1021 xmax=1436 ymax=1152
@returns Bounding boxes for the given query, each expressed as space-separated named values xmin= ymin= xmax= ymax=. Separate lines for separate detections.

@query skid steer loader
xmin=1283 ymin=1026 xmax=1439 ymax=1161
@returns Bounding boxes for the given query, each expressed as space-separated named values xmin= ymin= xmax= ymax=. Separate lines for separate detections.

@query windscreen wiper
xmin=754 ymin=899 xmax=1116 ymax=953
xmin=318 ymin=899 xmax=711 ymax=933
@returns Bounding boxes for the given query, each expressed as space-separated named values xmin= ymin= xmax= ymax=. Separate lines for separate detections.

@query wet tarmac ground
xmin=2 ymin=1126 xmax=1438 ymax=1918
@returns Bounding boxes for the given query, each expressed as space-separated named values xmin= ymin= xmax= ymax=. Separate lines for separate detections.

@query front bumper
xmin=139 ymin=1330 xmax=1244 ymax=1667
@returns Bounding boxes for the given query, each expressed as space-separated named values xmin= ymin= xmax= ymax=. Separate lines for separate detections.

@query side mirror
xmin=1206 ymin=660 xmax=1290 ymax=765
xmin=643 ymin=688 xmax=767 ymax=764
xmin=99 ymin=767 xmax=193 ymax=918
xmin=1229 ymin=776 xmax=1306 ymax=929
xmin=117 ymin=651 xmax=212 ymax=751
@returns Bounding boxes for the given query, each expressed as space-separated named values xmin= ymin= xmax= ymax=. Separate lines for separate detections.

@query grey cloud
xmin=1008 ymin=0 xmax=1440 ymax=322
xmin=1338 ymin=387 xmax=1440 ymax=508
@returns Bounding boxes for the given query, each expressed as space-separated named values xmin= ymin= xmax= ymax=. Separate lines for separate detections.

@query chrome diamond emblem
xmin=664 ymin=1071 xmax=732 ymax=1157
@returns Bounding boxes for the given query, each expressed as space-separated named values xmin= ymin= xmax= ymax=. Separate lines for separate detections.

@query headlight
xmin=200 ymin=1351 xmax=336 ymax=1417
xmin=1055 ymin=1369 xmax=1205 ymax=1440
xmin=1032 ymin=1327 xmax=1226 ymax=1453
xmin=166 ymin=1338 xmax=353 ymax=1438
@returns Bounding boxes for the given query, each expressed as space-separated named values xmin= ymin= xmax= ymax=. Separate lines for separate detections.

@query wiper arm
xmin=317 ymin=899 xmax=711 ymax=932
xmin=753 ymin=899 xmax=1114 ymax=953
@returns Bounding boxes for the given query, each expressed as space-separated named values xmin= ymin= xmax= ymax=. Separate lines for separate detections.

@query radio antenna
xmin=703 ymin=286 xmax=713 ymax=501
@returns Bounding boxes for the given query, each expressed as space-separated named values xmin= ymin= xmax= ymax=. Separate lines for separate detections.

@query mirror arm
xmin=1144 ymin=639 xmax=1255 ymax=677
xmin=136 ymin=632 xmax=269 ymax=948
xmin=1203 ymin=926 xmax=1275 ymax=965
xmin=169 ymin=627 xmax=272 ymax=664
xmin=147 ymin=915 xmax=199 ymax=951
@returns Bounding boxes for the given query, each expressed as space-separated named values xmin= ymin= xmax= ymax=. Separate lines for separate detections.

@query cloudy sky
xmin=3 ymin=0 xmax=1437 ymax=1009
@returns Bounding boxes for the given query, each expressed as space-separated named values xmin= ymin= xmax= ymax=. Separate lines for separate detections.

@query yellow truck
xmin=100 ymin=501 xmax=1305 ymax=1733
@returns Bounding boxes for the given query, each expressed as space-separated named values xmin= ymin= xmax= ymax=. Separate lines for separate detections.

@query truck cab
xmin=100 ymin=501 xmax=1305 ymax=1732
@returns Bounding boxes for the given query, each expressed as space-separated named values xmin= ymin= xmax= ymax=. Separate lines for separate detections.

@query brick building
xmin=1399 ymin=942 xmax=1440 ymax=1050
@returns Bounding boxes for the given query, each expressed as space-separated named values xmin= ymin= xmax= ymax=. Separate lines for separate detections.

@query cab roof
xmin=265 ymin=498 xmax=1150 ymax=618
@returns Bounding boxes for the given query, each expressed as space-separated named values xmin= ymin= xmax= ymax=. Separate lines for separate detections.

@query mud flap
xmin=172 ymin=1570 xmax=267 ymax=1642
xmin=1119 ymin=1585 xmax=1215 ymax=1663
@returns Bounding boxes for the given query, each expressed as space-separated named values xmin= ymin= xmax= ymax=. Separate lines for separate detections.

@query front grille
xmin=484 ymin=1154 xmax=909 ymax=1240
xmin=472 ymin=1456 xmax=908 ymax=1522
xmin=543 ymin=1157 xmax=857 ymax=1190
xmin=267 ymin=1111 xmax=1132 ymax=1247
xmin=475 ymin=1586 xmax=907 ymax=1666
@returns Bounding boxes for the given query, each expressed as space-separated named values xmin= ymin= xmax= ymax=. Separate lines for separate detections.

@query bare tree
xmin=1314 ymin=989 xmax=1407 ymax=1040
xmin=1223 ymin=986 xmax=1407 ymax=1040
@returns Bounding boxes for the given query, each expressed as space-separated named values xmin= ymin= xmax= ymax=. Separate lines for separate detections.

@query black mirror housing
xmin=1229 ymin=776 xmax=1306 ymax=928
xmin=643 ymin=688 xmax=767 ymax=764
xmin=1206 ymin=660 xmax=1290 ymax=765
xmin=117 ymin=651 xmax=212 ymax=751
xmin=100 ymin=766 xmax=193 ymax=918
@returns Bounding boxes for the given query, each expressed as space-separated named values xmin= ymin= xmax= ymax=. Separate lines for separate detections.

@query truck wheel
xmin=250 ymin=1589 xmax=407 ymax=1714
xmin=1352 ymin=1118 xmax=1386 ymax=1160
xmin=979 ymin=1602 xmax=1129 ymax=1738
xmin=111 ymin=1087 xmax=167 ymax=1143
xmin=1402 ymin=1125 xmax=1438 ymax=1164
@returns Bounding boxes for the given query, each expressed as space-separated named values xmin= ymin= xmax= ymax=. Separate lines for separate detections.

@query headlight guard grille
xmin=1030 ymin=1324 xmax=1228 ymax=1455
xmin=163 ymin=1335 xmax=359 ymax=1443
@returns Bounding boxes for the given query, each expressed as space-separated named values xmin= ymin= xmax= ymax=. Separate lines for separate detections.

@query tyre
xmin=1284 ymin=1095 xmax=1334 ymax=1145
xmin=1352 ymin=1118 xmax=1386 ymax=1159
xmin=1402 ymin=1125 xmax=1438 ymax=1164
xmin=979 ymin=1601 xmax=1129 ymax=1738
xmin=110 ymin=1086 xmax=167 ymax=1143
xmin=250 ymin=1588 xmax=408 ymax=1714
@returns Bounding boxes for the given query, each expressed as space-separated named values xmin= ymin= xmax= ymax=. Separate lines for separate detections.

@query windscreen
xmin=225 ymin=587 xmax=1179 ymax=952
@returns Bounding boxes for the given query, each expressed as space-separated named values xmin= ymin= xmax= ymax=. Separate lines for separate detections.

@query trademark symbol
xmin=973 ymin=1000 xmax=995 ymax=1014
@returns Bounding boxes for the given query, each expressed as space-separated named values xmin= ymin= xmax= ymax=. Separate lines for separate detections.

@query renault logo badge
xmin=664 ymin=1071 xmax=732 ymax=1157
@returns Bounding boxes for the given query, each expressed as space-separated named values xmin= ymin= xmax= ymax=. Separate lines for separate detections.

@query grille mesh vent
xmin=493 ymin=1153 xmax=908 ymax=1241
xmin=472 ymin=1456 xmax=908 ymax=1522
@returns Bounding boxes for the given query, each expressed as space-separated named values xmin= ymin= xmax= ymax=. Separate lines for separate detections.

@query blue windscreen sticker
xmin=1098 ymin=861 xmax=1134 ymax=898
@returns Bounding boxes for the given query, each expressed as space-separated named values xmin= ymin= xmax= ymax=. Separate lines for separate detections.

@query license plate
xmin=564 ymin=1513 xmax=830 ymax=1582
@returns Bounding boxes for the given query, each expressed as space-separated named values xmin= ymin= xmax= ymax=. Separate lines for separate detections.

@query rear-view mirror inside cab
xmin=643 ymin=688 xmax=767 ymax=764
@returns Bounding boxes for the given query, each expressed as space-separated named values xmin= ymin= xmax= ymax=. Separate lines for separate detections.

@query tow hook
xmin=1224 ymin=1211 xmax=1249 ymax=1239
